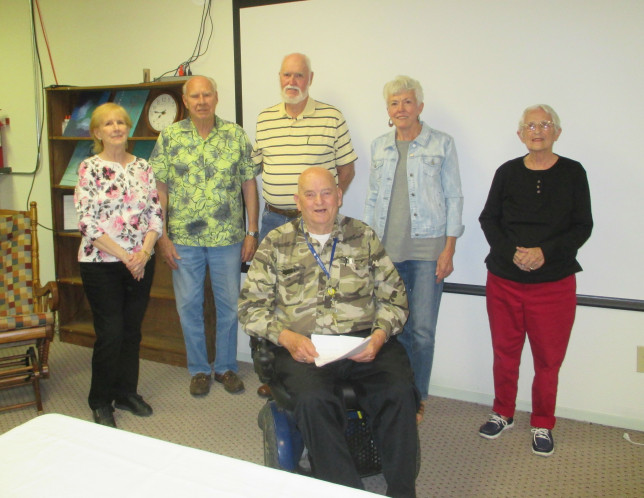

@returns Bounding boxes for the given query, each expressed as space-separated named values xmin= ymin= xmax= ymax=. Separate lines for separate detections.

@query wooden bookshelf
xmin=46 ymin=82 xmax=215 ymax=366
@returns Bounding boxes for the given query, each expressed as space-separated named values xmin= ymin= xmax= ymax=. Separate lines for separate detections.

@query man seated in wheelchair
xmin=239 ymin=167 xmax=420 ymax=497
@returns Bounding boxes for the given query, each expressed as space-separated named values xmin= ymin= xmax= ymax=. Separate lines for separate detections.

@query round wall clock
xmin=145 ymin=92 xmax=183 ymax=133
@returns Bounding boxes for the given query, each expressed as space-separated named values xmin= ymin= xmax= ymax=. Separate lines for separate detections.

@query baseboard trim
xmin=428 ymin=385 xmax=644 ymax=432
xmin=238 ymin=352 xmax=252 ymax=364
xmin=238 ymin=355 xmax=643 ymax=432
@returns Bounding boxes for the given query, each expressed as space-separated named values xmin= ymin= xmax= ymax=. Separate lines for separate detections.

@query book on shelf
xmin=62 ymin=194 xmax=78 ymax=231
xmin=132 ymin=140 xmax=157 ymax=161
xmin=113 ymin=89 xmax=150 ymax=137
xmin=60 ymin=141 xmax=94 ymax=186
xmin=63 ymin=91 xmax=110 ymax=137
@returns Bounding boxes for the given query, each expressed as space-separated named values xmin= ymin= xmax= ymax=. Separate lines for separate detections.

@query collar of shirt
xmin=298 ymin=214 xmax=345 ymax=243
xmin=383 ymin=120 xmax=433 ymax=150
xmin=176 ymin=115 xmax=221 ymax=137
xmin=278 ymin=97 xmax=317 ymax=121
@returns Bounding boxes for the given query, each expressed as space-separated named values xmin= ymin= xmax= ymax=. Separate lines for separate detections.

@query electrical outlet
xmin=637 ymin=346 xmax=644 ymax=373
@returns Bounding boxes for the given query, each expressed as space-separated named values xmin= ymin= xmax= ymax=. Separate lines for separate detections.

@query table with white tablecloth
xmin=0 ymin=413 xmax=378 ymax=497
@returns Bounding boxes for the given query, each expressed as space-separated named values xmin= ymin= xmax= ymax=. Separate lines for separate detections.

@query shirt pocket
xmin=371 ymin=159 xmax=385 ymax=178
xmin=307 ymin=135 xmax=335 ymax=163
xmin=307 ymin=134 xmax=335 ymax=148
xmin=276 ymin=264 xmax=305 ymax=306
xmin=419 ymin=155 xmax=445 ymax=200
xmin=338 ymin=256 xmax=372 ymax=298
xmin=420 ymin=155 xmax=443 ymax=176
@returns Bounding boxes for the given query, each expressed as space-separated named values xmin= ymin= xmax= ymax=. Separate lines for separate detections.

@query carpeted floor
xmin=1 ymin=339 xmax=642 ymax=497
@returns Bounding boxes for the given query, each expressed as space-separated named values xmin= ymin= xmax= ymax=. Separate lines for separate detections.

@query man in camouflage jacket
xmin=239 ymin=167 xmax=419 ymax=497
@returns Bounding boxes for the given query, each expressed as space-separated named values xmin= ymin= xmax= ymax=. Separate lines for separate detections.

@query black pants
xmin=80 ymin=258 xmax=154 ymax=409
xmin=274 ymin=334 xmax=419 ymax=498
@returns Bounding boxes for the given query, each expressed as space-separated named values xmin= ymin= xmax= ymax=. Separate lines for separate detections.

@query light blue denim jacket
xmin=364 ymin=122 xmax=464 ymax=239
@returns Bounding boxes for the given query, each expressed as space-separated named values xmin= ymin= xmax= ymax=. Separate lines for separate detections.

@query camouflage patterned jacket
xmin=238 ymin=214 xmax=409 ymax=346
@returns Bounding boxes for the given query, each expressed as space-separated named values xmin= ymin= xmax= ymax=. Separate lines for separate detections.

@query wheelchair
xmin=253 ymin=338 xmax=419 ymax=477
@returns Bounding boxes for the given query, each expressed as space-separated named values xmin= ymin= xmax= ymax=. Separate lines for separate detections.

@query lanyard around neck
xmin=302 ymin=220 xmax=337 ymax=279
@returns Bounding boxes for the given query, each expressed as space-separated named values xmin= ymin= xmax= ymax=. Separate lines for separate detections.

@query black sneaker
xmin=479 ymin=413 xmax=514 ymax=439
xmin=531 ymin=428 xmax=554 ymax=457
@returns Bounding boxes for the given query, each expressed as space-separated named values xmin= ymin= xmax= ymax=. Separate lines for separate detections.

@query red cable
xmin=34 ymin=0 xmax=58 ymax=85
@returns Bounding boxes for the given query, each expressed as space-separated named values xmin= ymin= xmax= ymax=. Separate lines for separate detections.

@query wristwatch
xmin=246 ymin=231 xmax=259 ymax=239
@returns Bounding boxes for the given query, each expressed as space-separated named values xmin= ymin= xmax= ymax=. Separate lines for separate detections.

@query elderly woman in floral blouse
xmin=75 ymin=102 xmax=163 ymax=428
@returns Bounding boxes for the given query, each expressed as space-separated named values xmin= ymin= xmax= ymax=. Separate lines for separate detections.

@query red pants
xmin=486 ymin=272 xmax=576 ymax=429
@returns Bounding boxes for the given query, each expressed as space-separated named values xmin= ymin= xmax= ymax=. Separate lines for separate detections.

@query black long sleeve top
xmin=479 ymin=155 xmax=593 ymax=284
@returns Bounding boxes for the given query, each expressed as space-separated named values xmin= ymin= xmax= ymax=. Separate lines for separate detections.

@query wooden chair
xmin=0 ymin=202 xmax=58 ymax=413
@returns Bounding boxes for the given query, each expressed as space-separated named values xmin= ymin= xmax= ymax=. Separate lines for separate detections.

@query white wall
xmin=0 ymin=1 xmax=53 ymax=280
xmin=238 ymin=0 xmax=644 ymax=302
xmin=2 ymin=0 xmax=642 ymax=431
xmin=432 ymin=294 xmax=644 ymax=431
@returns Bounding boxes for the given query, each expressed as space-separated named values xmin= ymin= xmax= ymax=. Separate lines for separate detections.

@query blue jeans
xmin=259 ymin=208 xmax=297 ymax=242
xmin=173 ymin=243 xmax=241 ymax=376
xmin=394 ymin=260 xmax=443 ymax=400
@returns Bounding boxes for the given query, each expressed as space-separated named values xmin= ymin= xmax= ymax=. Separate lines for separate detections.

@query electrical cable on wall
xmin=156 ymin=0 xmax=213 ymax=80
xmin=11 ymin=1 xmax=47 ymax=190
xmin=35 ymin=0 xmax=58 ymax=86
xmin=11 ymin=0 xmax=53 ymax=232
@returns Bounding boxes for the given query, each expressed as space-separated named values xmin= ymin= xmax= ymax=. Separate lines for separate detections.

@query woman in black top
xmin=477 ymin=104 xmax=593 ymax=457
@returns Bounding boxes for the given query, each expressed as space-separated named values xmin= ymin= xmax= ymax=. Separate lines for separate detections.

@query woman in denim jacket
xmin=364 ymin=75 xmax=464 ymax=423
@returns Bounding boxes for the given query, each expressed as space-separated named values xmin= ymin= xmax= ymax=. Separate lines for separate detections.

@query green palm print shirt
xmin=149 ymin=116 xmax=259 ymax=246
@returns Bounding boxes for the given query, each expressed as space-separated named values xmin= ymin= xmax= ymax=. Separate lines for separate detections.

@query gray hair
xmin=281 ymin=53 xmax=312 ymax=74
xmin=383 ymin=75 xmax=424 ymax=104
xmin=182 ymin=76 xmax=217 ymax=95
xmin=519 ymin=104 xmax=561 ymax=131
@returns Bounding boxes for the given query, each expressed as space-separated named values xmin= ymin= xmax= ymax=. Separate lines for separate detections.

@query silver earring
xmin=388 ymin=119 xmax=394 ymax=128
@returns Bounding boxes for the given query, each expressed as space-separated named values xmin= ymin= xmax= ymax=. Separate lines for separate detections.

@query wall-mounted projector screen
xmin=235 ymin=0 xmax=644 ymax=308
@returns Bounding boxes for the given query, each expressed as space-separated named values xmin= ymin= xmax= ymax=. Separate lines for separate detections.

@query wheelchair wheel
xmin=263 ymin=422 xmax=281 ymax=469
xmin=258 ymin=403 xmax=281 ymax=469
xmin=258 ymin=401 xmax=305 ymax=472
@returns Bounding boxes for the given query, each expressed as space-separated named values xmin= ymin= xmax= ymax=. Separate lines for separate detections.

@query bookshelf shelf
xmin=46 ymin=81 xmax=214 ymax=367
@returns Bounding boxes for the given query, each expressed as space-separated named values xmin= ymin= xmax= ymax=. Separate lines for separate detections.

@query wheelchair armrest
xmin=252 ymin=337 xmax=276 ymax=385
xmin=252 ymin=338 xmax=360 ymax=412
xmin=251 ymin=338 xmax=297 ymax=410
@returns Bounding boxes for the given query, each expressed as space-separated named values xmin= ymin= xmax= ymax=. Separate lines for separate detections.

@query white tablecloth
xmin=0 ymin=413 xmax=378 ymax=497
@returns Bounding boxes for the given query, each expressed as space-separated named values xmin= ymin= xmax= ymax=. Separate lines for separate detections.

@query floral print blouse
xmin=75 ymin=154 xmax=163 ymax=263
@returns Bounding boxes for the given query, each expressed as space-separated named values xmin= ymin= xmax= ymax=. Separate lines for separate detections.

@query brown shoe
xmin=214 ymin=370 xmax=245 ymax=394
xmin=416 ymin=401 xmax=426 ymax=425
xmin=190 ymin=373 xmax=211 ymax=396
xmin=257 ymin=384 xmax=272 ymax=398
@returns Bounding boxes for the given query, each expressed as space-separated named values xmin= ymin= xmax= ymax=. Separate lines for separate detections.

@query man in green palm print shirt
xmin=150 ymin=76 xmax=260 ymax=397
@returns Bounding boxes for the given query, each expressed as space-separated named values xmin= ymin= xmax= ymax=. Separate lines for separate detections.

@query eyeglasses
xmin=521 ymin=120 xmax=555 ymax=132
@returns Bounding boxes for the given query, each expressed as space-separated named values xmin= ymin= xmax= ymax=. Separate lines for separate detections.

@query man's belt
xmin=266 ymin=204 xmax=300 ymax=219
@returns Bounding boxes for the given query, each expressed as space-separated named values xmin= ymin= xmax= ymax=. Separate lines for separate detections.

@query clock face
xmin=147 ymin=93 xmax=180 ymax=133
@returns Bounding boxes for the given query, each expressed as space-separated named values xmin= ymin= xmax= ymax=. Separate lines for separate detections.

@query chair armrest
xmin=252 ymin=338 xmax=276 ymax=384
xmin=34 ymin=281 xmax=59 ymax=312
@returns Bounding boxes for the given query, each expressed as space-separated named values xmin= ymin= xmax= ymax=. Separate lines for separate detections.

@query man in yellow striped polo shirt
xmin=250 ymin=53 xmax=358 ymax=397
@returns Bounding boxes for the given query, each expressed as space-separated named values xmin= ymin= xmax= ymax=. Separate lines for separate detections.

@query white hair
xmin=182 ymin=76 xmax=217 ymax=95
xmin=383 ymin=75 xmax=424 ymax=104
xmin=519 ymin=104 xmax=561 ymax=131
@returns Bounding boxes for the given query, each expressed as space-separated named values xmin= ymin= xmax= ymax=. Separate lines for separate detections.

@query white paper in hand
xmin=311 ymin=334 xmax=372 ymax=367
